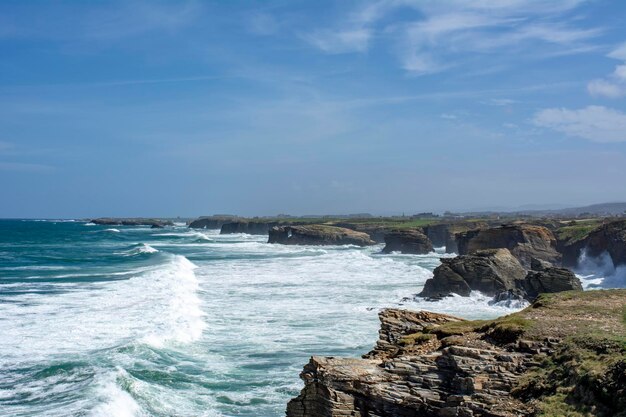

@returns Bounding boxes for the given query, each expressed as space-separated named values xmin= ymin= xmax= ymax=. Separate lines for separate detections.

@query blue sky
xmin=1 ymin=0 xmax=625 ymax=218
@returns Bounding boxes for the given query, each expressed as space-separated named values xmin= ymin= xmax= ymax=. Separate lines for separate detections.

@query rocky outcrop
xmin=91 ymin=218 xmax=173 ymax=227
xmin=188 ymin=216 xmax=240 ymax=229
xmin=456 ymin=224 xmax=561 ymax=268
xmin=424 ymin=222 xmax=489 ymax=253
xmin=419 ymin=249 xmax=528 ymax=300
xmin=419 ymin=250 xmax=581 ymax=302
xmin=286 ymin=290 xmax=626 ymax=417
xmin=382 ymin=229 xmax=434 ymax=254
xmin=268 ymin=225 xmax=375 ymax=246
xmin=559 ymin=220 xmax=626 ymax=268
xmin=521 ymin=258 xmax=582 ymax=300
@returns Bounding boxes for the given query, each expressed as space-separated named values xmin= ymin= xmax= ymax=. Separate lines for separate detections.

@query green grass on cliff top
xmin=555 ymin=219 xmax=604 ymax=243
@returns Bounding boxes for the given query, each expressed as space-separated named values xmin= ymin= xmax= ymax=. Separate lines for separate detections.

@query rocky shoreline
xmin=286 ymin=290 xmax=626 ymax=417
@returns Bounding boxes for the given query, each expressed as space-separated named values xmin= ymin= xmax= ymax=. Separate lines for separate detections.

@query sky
xmin=1 ymin=0 xmax=626 ymax=218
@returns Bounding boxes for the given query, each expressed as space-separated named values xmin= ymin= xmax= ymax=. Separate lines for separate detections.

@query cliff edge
xmin=286 ymin=290 xmax=626 ymax=417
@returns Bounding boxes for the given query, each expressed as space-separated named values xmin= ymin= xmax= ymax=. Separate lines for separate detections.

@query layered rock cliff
xmin=456 ymin=224 xmax=561 ymax=268
xmin=286 ymin=290 xmax=626 ymax=417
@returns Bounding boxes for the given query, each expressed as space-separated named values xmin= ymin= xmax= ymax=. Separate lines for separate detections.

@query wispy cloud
xmin=587 ymin=42 xmax=626 ymax=98
xmin=533 ymin=105 xmax=626 ymax=143
xmin=304 ymin=0 xmax=599 ymax=75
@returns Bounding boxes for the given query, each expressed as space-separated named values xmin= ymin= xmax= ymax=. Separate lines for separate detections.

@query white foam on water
xmin=89 ymin=370 xmax=142 ymax=417
xmin=123 ymin=243 xmax=159 ymax=256
xmin=576 ymin=249 xmax=626 ymax=288
xmin=84 ymin=222 xmax=96 ymax=226
xmin=0 ymin=254 xmax=204 ymax=364
xmin=104 ymin=228 xmax=121 ymax=233
xmin=140 ymin=255 xmax=206 ymax=348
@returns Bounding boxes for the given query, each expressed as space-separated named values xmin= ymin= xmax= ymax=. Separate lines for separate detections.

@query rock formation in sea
xmin=418 ymin=249 xmax=581 ymax=302
xmin=91 ymin=218 xmax=174 ymax=227
xmin=456 ymin=224 xmax=561 ymax=268
xmin=286 ymin=290 xmax=626 ymax=417
xmin=268 ymin=225 xmax=375 ymax=246
xmin=382 ymin=229 xmax=434 ymax=255
xmin=220 ymin=220 xmax=280 ymax=235
xmin=559 ymin=219 xmax=626 ymax=268
xmin=423 ymin=222 xmax=489 ymax=253
xmin=188 ymin=216 xmax=240 ymax=229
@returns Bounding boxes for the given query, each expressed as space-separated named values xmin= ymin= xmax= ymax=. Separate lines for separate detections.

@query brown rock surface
xmin=456 ymin=224 xmax=561 ymax=268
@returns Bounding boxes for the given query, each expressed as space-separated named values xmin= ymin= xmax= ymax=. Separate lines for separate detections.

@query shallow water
xmin=0 ymin=220 xmax=529 ymax=416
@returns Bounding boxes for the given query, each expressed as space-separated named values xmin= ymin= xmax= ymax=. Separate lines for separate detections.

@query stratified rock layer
xmin=268 ymin=225 xmax=375 ymax=246
xmin=286 ymin=290 xmax=626 ymax=417
xmin=456 ymin=224 xmax=561 ymax=268
xmin=382 ymin=229 xmax=434 ymax=255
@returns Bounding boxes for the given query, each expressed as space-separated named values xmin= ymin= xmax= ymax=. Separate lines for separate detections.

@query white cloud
xmin=533 ymin=106 xmax=626 ymax=143
xmin=304 ymin=0 xmax=599 ymax=75
xmin=587 ymin=42 xmax=626 ymax=98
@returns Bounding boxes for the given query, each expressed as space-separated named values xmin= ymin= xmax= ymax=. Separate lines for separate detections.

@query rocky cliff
xmin=286 ymin=290 xmax=626 ymax=417
xmin=559 ymin=219 xmax=626 ymax=268
xmin=424 ymin=222 xmax=489 ymax=253
xmin=419 ymin=249 xmax=581 ymax=302
xmin=188 ymin=216 xmax=240 ymax=229
xmin=382 ymin=229 xmax=434 ymax=255
xmin=456 ymin=224 xmax=561 ymax=268
xmin=269 ymin=225 xmax=375 ymax=246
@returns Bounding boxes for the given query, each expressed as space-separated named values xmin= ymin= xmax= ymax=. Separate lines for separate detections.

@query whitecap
xmin=123 ymin=244 xmax=159 ymax=256
xmin=89 ymin=370 xmax=141 ymax=417
xmin=104 ymin=228 xmax=121 ymax=233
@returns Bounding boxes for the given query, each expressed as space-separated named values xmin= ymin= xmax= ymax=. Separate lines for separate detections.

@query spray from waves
xmin=140 ymin=255 xmax=206 ymax=347
xmin=576 ymin=249 xmax=626 ymax=288
xmin=89 ymin=369 xmax=141 ymax=417
xmin=122 ymin=243 xmax=159 ymax=256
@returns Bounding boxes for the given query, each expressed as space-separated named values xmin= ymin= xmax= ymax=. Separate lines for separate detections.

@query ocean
xmin=0 ymin=219 xmax=530 ymax=416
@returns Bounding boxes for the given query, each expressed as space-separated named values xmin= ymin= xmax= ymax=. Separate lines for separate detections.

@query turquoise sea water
xmin=0 ymin=220 xmax=526 ymax=417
